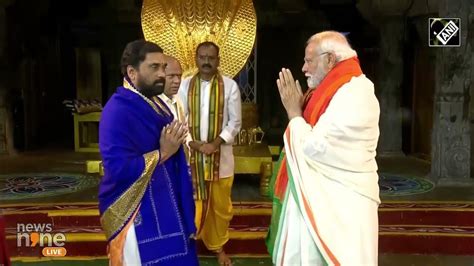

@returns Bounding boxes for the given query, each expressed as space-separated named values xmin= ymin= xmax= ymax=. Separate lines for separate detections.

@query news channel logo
xmin=17 ymin=223 xmax=67 ymax=257
xmin=429 ymin=18 xmax=460 ymax=47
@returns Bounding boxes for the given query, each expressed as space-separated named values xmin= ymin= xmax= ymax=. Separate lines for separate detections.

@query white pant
xmin=123 ymin=225 xmax=141 ymax=266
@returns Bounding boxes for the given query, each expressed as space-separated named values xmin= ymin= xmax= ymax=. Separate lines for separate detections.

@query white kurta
xmin=275 ymin=74 xmax=380 ymax=266
xmin=158 ymin=93 xmax=193 ymax=146
xmin=123 ymin=224 xmax=141 ymax=265
xmin=178 ymin=75 xmax=242 ymax=178
xmin=158 ymin=93 xmax=180 ymax=121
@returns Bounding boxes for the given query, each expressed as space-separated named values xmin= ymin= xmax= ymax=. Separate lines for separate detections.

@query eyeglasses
xmin=304 ymin=52 xmax=330 ymax=64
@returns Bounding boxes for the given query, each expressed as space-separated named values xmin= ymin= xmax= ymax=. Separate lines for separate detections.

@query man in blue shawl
xmin=98 ymin=40 xmax=198 ymax=265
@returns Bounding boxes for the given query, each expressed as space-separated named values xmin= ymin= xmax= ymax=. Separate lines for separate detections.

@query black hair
xmin=195 ymin=41 xmax=220 ymax=56
xmin=120 ymin=40 xmax=163 ymax=77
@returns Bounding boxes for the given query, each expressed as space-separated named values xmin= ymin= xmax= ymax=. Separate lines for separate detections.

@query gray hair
xmin=307 ymin=31 xmax=357 ymax=62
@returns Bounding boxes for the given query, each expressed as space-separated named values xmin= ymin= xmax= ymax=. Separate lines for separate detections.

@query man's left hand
xmin=277 ymin=68 xmax=303 ymax=120
xmin=200 ymin=143 xmax=218 ymax=155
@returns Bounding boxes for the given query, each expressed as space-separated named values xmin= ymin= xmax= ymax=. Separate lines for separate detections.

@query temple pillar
xmin=376 ymin=18 xmax=404 ymax=155
xmin=356 ymin=0 xmax=412 ymax=156
xmin=0 ymin=0 xmax=15 ymax=155
xmin=430 ymin=0 xmax=472 ymax=184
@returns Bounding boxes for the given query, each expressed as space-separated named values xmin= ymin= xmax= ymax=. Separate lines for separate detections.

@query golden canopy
xmin=141 ymin=0 xmax=257 ymax=78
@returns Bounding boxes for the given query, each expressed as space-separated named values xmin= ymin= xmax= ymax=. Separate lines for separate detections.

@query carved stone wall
xmin=468 ymin=0 xmax=474 ymax=179
xmin=431 ymin=0 xmax=472 ymax=183
xmin=356 ymin=0 xmax=414 ymax=155
xmin=376 ymin=18 xmax=404 ymax=154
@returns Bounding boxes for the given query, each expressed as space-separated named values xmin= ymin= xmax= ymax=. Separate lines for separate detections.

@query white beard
xmin=307 ymin=76 xmax=319 ymax=89
xmin=306 ymin=69 xmax=327 ymax=89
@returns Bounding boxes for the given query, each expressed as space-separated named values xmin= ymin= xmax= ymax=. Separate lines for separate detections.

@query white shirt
xmin=157 ymin=93 xmax=193 ymax=146
xmin=178 ymin=75 xmax=242 ymax=178
xmin=158 ymin=93 xmax=180 ymax=121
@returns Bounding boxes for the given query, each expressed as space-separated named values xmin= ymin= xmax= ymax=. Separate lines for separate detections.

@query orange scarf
xmin=274 ymin=57 xmax=363 ymax=199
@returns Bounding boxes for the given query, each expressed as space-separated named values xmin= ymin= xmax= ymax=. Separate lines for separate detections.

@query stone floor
xmin=233 ymin=154 xmax=474 ymax=202
xmin=2 ymin=149 xmax=474 ymax=265
xmin=2 ymin=149 xmax=474 ymax=203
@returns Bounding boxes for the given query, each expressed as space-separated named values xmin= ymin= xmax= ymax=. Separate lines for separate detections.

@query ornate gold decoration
xmin=141 ymin=0 xmax=257 ymax=78
xmin=260 ymin=162 xmax=272 ymax=197
xmin=249 ymin=126 xmax=265 ymax=144
xmin=100 ymin=150 xmax=159 ymax=239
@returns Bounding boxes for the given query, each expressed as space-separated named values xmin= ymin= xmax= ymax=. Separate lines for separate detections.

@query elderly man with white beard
xmin=266 ymin=31 xmax=381 ymax=266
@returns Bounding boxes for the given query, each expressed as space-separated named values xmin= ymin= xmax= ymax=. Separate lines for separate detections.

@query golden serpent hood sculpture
xmin=141 ymin=0 xmax=257 ymax=78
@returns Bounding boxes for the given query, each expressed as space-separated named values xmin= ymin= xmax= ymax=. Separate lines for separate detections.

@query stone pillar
xmin=0 ymin=6 xmax=6 ymax=154
xmin=468 ymin=1 xmax=474 ymax=180
xmin=471 ymin=75 xmax=474 ymax=177
xmin=431 ymin=0 xmax=472 ymax=183
xmin=376 ymin=18 xmax=404 ymax=155
xmin=0 ymin=1 xmax=14 ymax=155
xmin=356 ymin=0 xmax=413 ymax=155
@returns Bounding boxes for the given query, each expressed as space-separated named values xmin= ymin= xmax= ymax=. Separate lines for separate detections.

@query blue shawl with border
xmin=98 ymin=85 xmax=196 ymax=264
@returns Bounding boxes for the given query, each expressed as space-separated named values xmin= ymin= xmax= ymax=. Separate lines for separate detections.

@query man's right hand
xmin=189 ymin=140 xmax=205 ymax=151
xmin=159 ymin=121 xmax=187 ymax=163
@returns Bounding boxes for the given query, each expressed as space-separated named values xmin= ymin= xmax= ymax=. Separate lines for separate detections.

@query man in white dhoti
xmin=266 ymin=31 xmax=380 ymax=266
xmin=179 ymin=41 xmax=242 ymax=266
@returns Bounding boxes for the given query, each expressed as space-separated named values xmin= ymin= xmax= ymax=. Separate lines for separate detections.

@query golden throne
xmin=88 ymin=0 xmax=274 ymax=196
xmin=143 ymin=0 xmax=273 ymax=196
